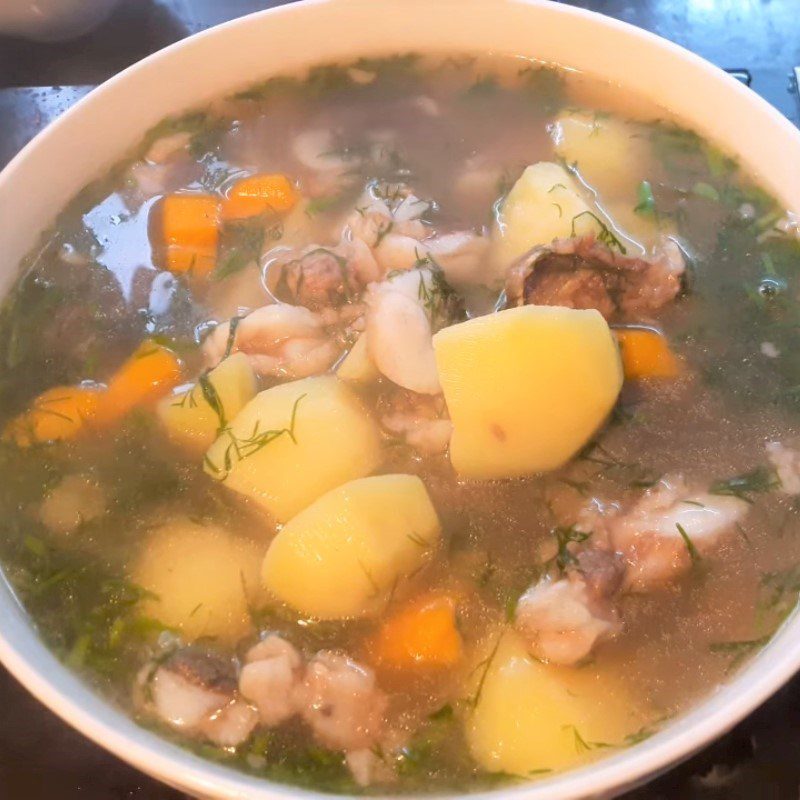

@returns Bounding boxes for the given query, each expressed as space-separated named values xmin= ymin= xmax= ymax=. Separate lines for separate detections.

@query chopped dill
xmin=406 ymin=531 xmax=432 ymax=548
xmin=197 ymin=371 xmax=227 ymax=434
xmin=675 ymin=523 xmax=701 ymax=565
xmin=552 ymin=525 xmax=591 ymax=573
xmin=205 ymin=393 xmax=305 ymax=479
xmin=709 ymin=466 xmax=780 ymax=503
xmin=468 ymin=633 xmax=504 ymax=709
xmin=374 ymin=220 xmax=394 ymax=247
xmin=570 ymin=210 xmax=627 ymax=254
xmin=709 ymin=636 xmax=770 ymax=672
xmin=563 ymin=725 xmax=612 ymax=754
xmin=634 ymin=180 xmax=657 ymax=218
xmin=223 ymin=314 xmax=244 ymax=359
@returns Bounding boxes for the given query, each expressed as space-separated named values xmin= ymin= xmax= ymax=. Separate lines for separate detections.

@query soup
xmin=1 ymin=53 xmax=799 ymax=793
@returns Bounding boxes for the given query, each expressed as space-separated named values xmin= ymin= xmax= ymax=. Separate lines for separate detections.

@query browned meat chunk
xmin=276 ymin=247 xmax=353 ymax=310
xmin=506 ymin=235 xmax=685 ymax=321
xmin=574 ymin=547 xmax=626 ymax=599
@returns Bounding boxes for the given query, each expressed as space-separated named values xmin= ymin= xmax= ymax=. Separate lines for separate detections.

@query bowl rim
xmin=1 ymin=1 xmax=800 ymax=798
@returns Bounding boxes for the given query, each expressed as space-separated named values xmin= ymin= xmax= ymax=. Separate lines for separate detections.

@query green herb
xmin=623 ymin=719 xmax=669 ymax=746
xmin=563 ymin=725 xmax=612 ymax=754
xmin=464 ymin=75 xmax=498 ymax=98
xmin=709 ymin=466 xmax=780 ymax=503
xmin=197 ymin=371 xmax=226 ymax=434
xmin=675 ymin=523 xmax=701 ymax=565
xmin=552 ymin=525 xmax=591 ymax=573
xmin=758 ymin=566 xmax=800 ymax=618
xmin=374 ymin=220 xmax=394 ymax=247
xmin=215 ymin=213 xmax=282 ymax=282
xmin=634 ymin=180 xmax=657 ymax=218
xmin=518 ymin=64 xmax=566 ymax=113
xmin=709 ymin=636 xmax=770 ymax=672
xmin=429 ymin=704 xmax=454 ymax=721
xmin=469 ymin=633 xmax=504 ymax=709
xmin=570 ymin=210 xmax=627 ymax=254
xmin=414 ymin=260 xmax=459 ymax=329
xmin=223 ymin=315 xmax=244 ymax=359
xmin=205 ymin=393 xmax=305 ymax=479
xmin=304 ymin=195 xmax=341 ymax=217
xmin=692 ymin=181 xmax=720 ymax=202
xmin=231 ymin=75 xmax=300 ymax=102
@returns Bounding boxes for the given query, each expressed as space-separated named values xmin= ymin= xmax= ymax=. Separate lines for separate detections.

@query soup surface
xmin=2 ymin=54 xmax=800 ymax=793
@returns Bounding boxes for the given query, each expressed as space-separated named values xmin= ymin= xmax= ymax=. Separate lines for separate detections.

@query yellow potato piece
xmin=491 ymin=162 xmax=591 ymax=271
xmin=262 ymin=474 xmax=441 ymax=619
xmin=205 ymin=375 xmax=382 ymax=522
xmin=157 ymin=352 xmax=257 ymax=453
xmin=132 ymin=518 xmax=264 ymax=644
xmin=551 ymin=111 xmax=650 ymax=200
xmin=336 ymin=332 xmax=379 ymax=386
xmin=466 ymin=632 xmax=645 ymax=775
xmin=433 ymin=305 xmax=623 ymax=479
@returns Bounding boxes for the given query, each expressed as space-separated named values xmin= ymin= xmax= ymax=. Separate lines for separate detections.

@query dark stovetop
xmin=1 ymin=2 xmax=800 ymax=798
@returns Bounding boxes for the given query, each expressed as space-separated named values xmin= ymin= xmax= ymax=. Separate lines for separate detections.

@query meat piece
xmin=609 ymin=476 xmax=749 ymax=592
xmin=276 ymin=248 xmax=352 ymax=311
xmin=140 ymin=648 xmax=257 ymax=748
xmin=378 ymin=389 xmax=452 ymax=455
xmin=39 ymin=474 xmax=106 ymax=536
xmin=766 ymin=441 xmax=800 ymax=495
xmin=514 ymin=573 xmax=620 ymax=665
xmin=366 ymin=268 xmax=458 ymax=395
xmin=505 ymin=235 xmax=685 ymax=322
xmin=296 ymin=650 xmax=388 ymax=751
xmin=345 ymin=184 xmax=429 ymax=250
xmin=574 ymin=547 xmax=626 ymax=599
xmin=239 ymin=635 xmax=304 ymax=726
xmin=204 ymin=303 xmax=339 ymax=378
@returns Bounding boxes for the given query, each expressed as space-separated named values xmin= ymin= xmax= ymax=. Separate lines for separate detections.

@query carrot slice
xmin=615 ymin=328 xmax=680 ymax=379
xmin=94 ymin=340 xmax=183 ymax=427
xmin=222 ymin=173 xmax=298 ymax=220
xmin=371 ymin=594 xmax=463 ymax=669
xmin=165 ymin=245 xmax=217 ymax=279
xmin=159 ymin=194 xmax=220 ymax=278
xmin=4 ymin=384 xmax=102 ymax=447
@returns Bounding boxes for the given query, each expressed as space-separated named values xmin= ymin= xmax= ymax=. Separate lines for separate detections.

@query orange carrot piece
xmin=159 ymin=194 xmax=220 ymax=278
xmin=4 ymin=384 xmax=102 ymax=447
xmin=94 ymin=340 xmax=183 ymax=426
xmin=222 ymin=173 xmax=298 ymax=220
xmin=165 ymin=245 xmax=217 ymax=279
xmin=616 ymin=328 xmax=680 ymax=380
xmin=371 ymin=594 xmax=463 ymax=669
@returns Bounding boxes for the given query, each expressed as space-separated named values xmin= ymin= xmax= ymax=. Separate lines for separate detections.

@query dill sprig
xmin=205 ymin=393 xmax=305 ymax=479
xmin=675 ymin=523 xmax=701 ymax=565
xmin=570 ymin=210 xmax=627 ymax=254
xmin=709 ymin=466 xmax=780 ymax=503
xmin=552 ymin=525 xmax=591 ymax=573
xmin=709 ymin=636 xmax=770 ymax=673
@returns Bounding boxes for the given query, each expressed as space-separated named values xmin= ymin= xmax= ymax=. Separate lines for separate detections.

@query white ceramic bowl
xmin=1 ymin=1 xmax=799 ymax=798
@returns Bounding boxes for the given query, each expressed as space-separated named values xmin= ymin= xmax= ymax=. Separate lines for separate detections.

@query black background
xmin=1 ymin=1 xmax=799 ymax=797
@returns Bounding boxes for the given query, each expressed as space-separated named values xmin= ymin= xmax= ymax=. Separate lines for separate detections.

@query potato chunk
xmin=465 ymin=632 xmax=644 ymax=775
xmin=205 ymin=375 xmax=382 ymax=522
xmin=492 ymin=162 xmax=591 ymax=270
xmin=132 ymin=518 xmax=264 ymax=644
xmin=157 ymin=352 xmax=257 ymax=452
xmin=433 ymin=305 xmax=622 ymax=479
xmin=551 ymin=111 xmax=660 ymax=248
xmin=551 ymin=111 xmax=649 ymax=199
xmin=336 ymin=332 xmax=379 ymax=386
xmin=262 ymin=474 xmax=441 ymax=619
